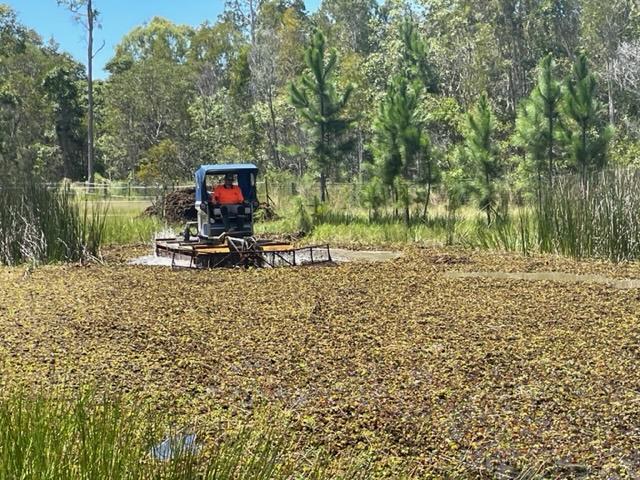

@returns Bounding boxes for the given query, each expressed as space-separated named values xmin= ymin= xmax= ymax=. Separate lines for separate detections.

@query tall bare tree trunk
xmin=87 ymin=0 xmax=94 ymax=187
xmin=248 ymin=0 xmax=256 ymax=46
xmin=607 ymin=61 xmax=615 ymax=126
xmin=422 ymin=160 xmax=432 ymax=218
xmin=319 ymin=86 xmax=326 ymax=203
xmin=320 ymin=171 xmax=326 ymax=203
xmin=267 ymin=87 xmax=280 ymax=168
xmin=548 ymin=108 xmax=554 ymax=185
xmin=357 ymin=128 xmax=363 ymax=178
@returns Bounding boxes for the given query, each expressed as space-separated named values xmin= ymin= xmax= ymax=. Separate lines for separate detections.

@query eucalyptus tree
xmin=421 ymin=0 xmax=580 ymax=117
xmin=581 ymin=0 xmax=640 ymax=126
xmin=103 ymin=58 xmax=194 ymax=178
xmin=420 ymin=0 xmax=499 ymax=109
xmin=110 ymin=16 xmax=193 ymax=66
xmin=225 ymin=0 xmax=258 ymax=46
xmin=0 ymin=6 xmax=81 ymax=181
xmin=42 ymin=64 xmax=86 ymax=180
xmin=316 ymin=0 xmax=378 ymax=55
xmin=102 ymin=18 xmax=196 ymax=179
xmin=250 ymin=28 xmax=283 ymax=169
xmin=612 ymin=40 xmax=640 ymax=104
xmin=0 ymin=5 xmax=27 ymax=58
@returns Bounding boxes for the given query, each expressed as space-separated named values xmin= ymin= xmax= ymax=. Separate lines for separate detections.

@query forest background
xmin=1 ymin=0 xmax=640 ymax=232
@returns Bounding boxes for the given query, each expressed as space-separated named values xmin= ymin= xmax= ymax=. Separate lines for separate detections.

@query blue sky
xmin=8 ymin=0 xmax=322 ymax=78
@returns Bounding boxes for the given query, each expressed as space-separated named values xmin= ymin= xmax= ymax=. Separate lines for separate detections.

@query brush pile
xmin=144 ymin=188 xmax=197 ymax=223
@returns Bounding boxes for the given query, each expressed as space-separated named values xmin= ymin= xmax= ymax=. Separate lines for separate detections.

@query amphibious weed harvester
xmin=155 ymin=164 xmax=331 ymax=268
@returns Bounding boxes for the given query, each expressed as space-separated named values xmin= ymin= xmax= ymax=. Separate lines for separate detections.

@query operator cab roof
xmin=196 ymin=164 xmax=259 ymax=176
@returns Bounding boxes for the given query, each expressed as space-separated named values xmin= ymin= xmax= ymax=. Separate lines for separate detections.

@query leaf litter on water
xmin=0 ymin=247 xmax=638 ymax=478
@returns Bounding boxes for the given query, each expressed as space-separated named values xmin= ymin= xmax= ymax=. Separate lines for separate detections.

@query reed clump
xmin=535 ymin=169 xmax=640 ymax=262
xmin=0 ymin=180 xmax=107 ymax=265
xmin=463 ymin=169 xmax=640 ymax=262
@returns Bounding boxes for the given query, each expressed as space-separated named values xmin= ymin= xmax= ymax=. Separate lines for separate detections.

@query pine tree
xmin=536 ymin=54 xmax=562 ymax=180
xmin=465 ymin=93 xmax=501 ymax=225
xmin=399 ymin=20 xmax=438 ymax=93
xmin=514 ymin=54 xmax=562 ymax=202
xmin=372 ymin=77 xmax=429 ymax=223
xmin=371 ymin=20 xmax=437 ymax=222
xmin=399 ymin=19 xmax=438 ymax=217
xmin=561 ymin=53 xmax=613 ymax=181
xmin=289 ymin=30 xmax=354 ymax=202
xmin=515 ymin=99 xmax=545 ymax=200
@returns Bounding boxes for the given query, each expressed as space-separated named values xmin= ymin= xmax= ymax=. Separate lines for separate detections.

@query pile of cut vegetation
xmin=144 ymin=188 xmax=197 ymax=224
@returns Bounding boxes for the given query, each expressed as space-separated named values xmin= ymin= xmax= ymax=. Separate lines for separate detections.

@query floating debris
xmin=1 ymin=248 xmax=639 ymax=477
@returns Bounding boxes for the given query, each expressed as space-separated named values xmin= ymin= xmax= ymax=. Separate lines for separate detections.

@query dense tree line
xmin=2 ymin=0 xmax=640 ymax=217
xmin=0 ymin=5 xmax=87 ymax=182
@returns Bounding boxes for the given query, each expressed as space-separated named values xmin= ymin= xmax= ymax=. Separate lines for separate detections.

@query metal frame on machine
xmin=155 ymin=238 xmax=332 ymax=270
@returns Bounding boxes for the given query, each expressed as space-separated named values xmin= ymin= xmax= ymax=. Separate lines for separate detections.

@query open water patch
xmin=151 ymin=433 xmax=200 ymax=461
xmin=127 ymin=248 xmax=403 ymax=268
xmin=329 ymin=248 xmax=403 ymax=263
xmin=127 ymin=255 xmax=193 ymax=268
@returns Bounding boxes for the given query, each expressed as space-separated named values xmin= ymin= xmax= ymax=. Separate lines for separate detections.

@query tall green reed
xmin=0 ymin=180 xmax=107 ymax=265
xmin=467 ymin=169 xmax=640 ymax=262
xmin=263 ymin=168 xmax=640 ymax=262
xmin=536 ymin=169 xmax=640 ymax=261
xmin=467 ymin=209 xmax=534 ymax=256
xmin=0 ymin=390 xmax=376 ymax=480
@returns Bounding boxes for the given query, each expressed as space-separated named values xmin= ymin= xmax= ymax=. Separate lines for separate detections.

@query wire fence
xmin=0 ymin=181 xmax=366 ymax=206
xmin=1 ymin=179 xmax=445 ymax=216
